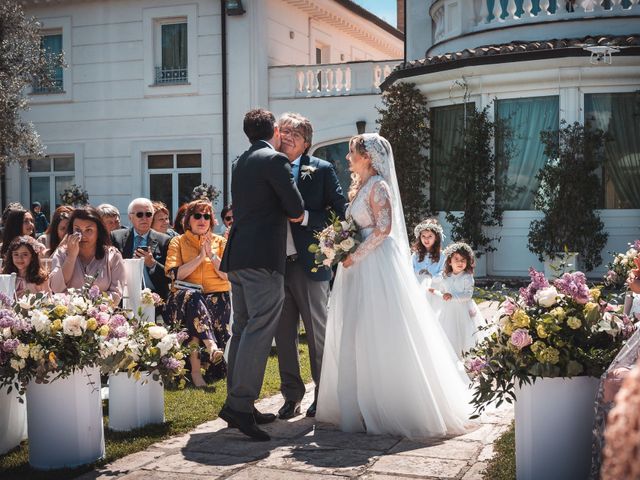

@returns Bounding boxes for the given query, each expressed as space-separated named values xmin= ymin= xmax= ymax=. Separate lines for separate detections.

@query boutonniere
xmin=300 ymin=165 xmax=317 ymax=180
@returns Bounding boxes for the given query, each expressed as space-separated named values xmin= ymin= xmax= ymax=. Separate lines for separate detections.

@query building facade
xmin=385 ymin=0 xmax=640 ymax=277
xmin=10 ymin=0 xmax=402 ymax=221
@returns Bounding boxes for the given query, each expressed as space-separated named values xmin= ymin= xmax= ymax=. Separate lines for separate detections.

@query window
xmin=28 ymin=156 xmax=75 ymax=218
xmin=495 ymin=96 xmax=559 ymax=210
xmin=430 ymin=103 xmax=474 ymax=211
xmin=33 ymin=33 xmax=63 ymax=94
xmin=155 ymin=20 xmax=188 ymax=85
xmin=585 ymin=92 xmax=640 ymax=209
xmin=146 ymin=152 xmax=201 ymax=216
xmin=312 ymin=141 xmax=350 ymax=194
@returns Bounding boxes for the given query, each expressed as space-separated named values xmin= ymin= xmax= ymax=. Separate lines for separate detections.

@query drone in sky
xmin=581 ymin=45 xmax=627 ymax=64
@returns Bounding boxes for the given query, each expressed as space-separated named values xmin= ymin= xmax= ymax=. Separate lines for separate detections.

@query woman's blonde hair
xmin=347 ymin=135 xmax=371 ymax=201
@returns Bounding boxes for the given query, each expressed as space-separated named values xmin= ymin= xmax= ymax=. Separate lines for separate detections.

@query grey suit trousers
xmin=275 ymin=259 xmax=329 ymax=403
xmin=226 ymin=268 xmax=285 ymax=413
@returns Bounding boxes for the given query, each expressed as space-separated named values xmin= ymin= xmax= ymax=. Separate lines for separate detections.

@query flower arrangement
xmin=140 ymin=288 xmax=162 ymax=307
xmin=100 ymin=321 xmax=190 ymax=386
xmin=0 ymin=288 xmax=124 ymax=395
xmin=466 ymin=268 xmax=635 ymax=416
xmin=604 ymin=240 xmax=640 ymax=289
xmin=191 ymin=183 xmax=220 ymax=204
xmin=308 ymin=212 xmax=359 ymax=272
xmin=60 ymin=184 xmax=89 ymax=206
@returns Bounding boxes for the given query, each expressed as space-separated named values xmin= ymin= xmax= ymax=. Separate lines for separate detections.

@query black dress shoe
xmin=219 ymin=405 xmax=271 ymax=441
xmin=306 ymin=401 xmax=317 ymax=418
xmin=278 ymin=400 xmax=301 ymax=419
xmin=253 ymin=407 xmax=277 ymax=425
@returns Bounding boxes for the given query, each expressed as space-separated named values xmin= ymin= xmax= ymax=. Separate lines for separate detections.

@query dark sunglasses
xmin=224 ymin=216 xmax=233 ymax=221
xmin=134 ymin=212 xmax=153 ymax=218
xmin=193 ymin=213 xmax=211 ymax=220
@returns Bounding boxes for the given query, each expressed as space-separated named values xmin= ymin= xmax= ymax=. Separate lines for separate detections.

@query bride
xmin=316 ymin=133 xmax=472 ymax=439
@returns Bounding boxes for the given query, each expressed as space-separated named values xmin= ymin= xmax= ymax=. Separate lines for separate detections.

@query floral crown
xmin=443 ymin=242 xmax=475 ymax=260
xmin=414 ymin=220 xmax=444 ymax=240
xmin=10 ymin=235 xmax=47 ymax=256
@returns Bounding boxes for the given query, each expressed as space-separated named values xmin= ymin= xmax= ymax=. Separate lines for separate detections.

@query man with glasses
xmin=111 ymin=198 xmax=171 ymax=311
xmin=275 ymin=112 xmax=347 ymax=420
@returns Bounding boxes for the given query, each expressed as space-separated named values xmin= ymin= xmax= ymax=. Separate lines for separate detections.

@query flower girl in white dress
xmin=411 ymin=219 xmax=445 ymax=292
xmin=317 ymin=134 xmax=472 ymax=440
xmin=431 ymin=242 xmax=483 ymax=360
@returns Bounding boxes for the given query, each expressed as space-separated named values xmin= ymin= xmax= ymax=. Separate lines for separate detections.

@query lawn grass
xmin=0 ymin=340 xmax=311 ymax=480
xmin=482 ymin=421 xmax=516 ymax=480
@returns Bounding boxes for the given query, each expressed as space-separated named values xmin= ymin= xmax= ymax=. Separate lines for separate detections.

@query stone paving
xmin=77 ymin=301 xmax=511 ymax=480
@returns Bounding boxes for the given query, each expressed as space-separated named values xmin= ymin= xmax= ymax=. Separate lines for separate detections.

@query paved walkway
xmin=78 ymin=302 xmax=511 ymax=480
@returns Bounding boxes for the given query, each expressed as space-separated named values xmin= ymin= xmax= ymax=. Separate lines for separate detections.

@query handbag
xmin=173 ymin=279 xmax=203 ymax=292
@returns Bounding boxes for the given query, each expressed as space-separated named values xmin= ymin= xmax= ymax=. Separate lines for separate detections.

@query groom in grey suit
xmin=220 ymin=109 xmax=304 ymax=441
xmin=275 ymin=113 xmax=347 ymax=420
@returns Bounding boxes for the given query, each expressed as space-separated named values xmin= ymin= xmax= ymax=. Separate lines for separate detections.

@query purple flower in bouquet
xmin=88 ymin=285 xmax=101 ymax=300
xmin=519 ymin=268 xmax=550 ymax=306
xmin=96 ymin=311 xmax=110 ymax=325
xmin=554 ymin=272 xmax=590 ymax=304
xmin=465 ymin=357 xmax=487 ymax=375
xmin=161 ymin=356 xmax=182 ymax=371
xmin=0 ymin=309 xmax=18 ymax=329
xmin=510 ymin=329 xmax=533 ymax=350
xmin=500 ymin=297 xmax=518 ymax=316
xmin=177 ymin=331 xmax=190 ymax=343
xmin=634 ymin=240 xmax=640 ymax=250
xmin=0 ymin=292 xmax=13 ymax=308
xmin=1 ymin=338 xmax=20 ymax=353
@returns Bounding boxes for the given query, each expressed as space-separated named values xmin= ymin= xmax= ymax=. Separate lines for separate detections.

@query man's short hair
xmin=96 ymin=203 xmax=120 ymax=218
xmin=278 ymin=113 xmax=313 ymax=153
xmin=127 ymin=198 xmax=154 ymax=215
xmin=243 ymin=109 xmax=276 ymax=144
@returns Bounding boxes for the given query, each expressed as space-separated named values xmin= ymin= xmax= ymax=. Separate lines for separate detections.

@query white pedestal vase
xmin=515 ymin=376 xmax=599 ymax=480
xmin=123 ymin=258 xmax=144 ymax=314
xmin=108 ymin=372 xmax=164 ymax=431
xmin=139 ymin=304 xmax=156 ymax=323
xmin=543 ymin=252 xmax=579 ymax=279
xmin=26 ymin=366 xmax=104 ymax=470
xmin=0 ymin=385 xmax=27 ymax=455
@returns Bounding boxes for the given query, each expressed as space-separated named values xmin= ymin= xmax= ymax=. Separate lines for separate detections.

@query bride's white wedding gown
xmin=317 ymin=175 xmax=472 ymax=439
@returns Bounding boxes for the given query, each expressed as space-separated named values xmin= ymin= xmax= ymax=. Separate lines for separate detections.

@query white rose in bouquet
xmin=534 ymin=286 xmax=560 ymax=307
xmin=157 ymin=333 xmax=178 ymax=356
xmin=63 ymin=315 xmax=87 ymax=336
xmin=148 ymin=325 xmax=168 ymax=340
xmin=30 ymin=310 xmax=51 ymax=333
xmin=339 ymin=237 xmax=355 ymax=251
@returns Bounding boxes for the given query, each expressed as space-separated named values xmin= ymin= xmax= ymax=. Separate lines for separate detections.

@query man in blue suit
xmin=275 ymin=113 xmax=347 ymax=420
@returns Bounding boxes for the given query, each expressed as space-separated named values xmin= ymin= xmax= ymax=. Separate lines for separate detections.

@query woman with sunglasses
xmin=164 ymin=200 xmax=231 ymax=387
xmin=37 ymin=205 xmax=74 ymax=257
xmin=50 ymin=207 xmax=125 ymax=304
xmin=220 ymin=204 xmax=233 ymax=239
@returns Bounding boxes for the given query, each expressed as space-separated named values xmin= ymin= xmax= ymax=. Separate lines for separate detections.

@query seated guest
xmin=96 ymin=203 xmax=122 ymax=233
xmin=220 ymin=204 xmax=233 ymax=239
xmin=37 ymin=205 xmax=74 ymax=257
xmin=151 ymin=201 xmax=178 ymax=238
xmin=173 ymin=203 xmax=188 ymax=235
xmin=2 ymin=236 xmax=50 ymax=298
xmin=111 ymin=198 xmax=171 ymax=307
xmin=164 ymin=200 xmax=230 ymax=387
xmin=50 ymin=207 xmax=125 ymax=304
xmin=0 ymin=208 xmax=36 ymax=259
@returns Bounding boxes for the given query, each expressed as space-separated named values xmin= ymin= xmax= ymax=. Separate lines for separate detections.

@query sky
xmin=353 ymin=0 xmax=398 ymax=28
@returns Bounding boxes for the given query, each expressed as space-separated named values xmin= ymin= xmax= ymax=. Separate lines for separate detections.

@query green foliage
xmin=0 ymin=1 xmax=64 ymax=167
xmin=377 ymin=82 xmax=430 ymax=235
xmin=445 ymin=105 xmax=508 ymax=257
xmin=482 ymin=422 xmax=516 ymax=480
xmin=527 ymin=121 xmax=609 ymax=271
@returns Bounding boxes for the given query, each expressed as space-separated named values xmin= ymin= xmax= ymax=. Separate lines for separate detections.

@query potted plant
xmin=104 ymin=316 xmax=189 ymax=432
xmin=0 ymin=285 xmax=129 ymax=469
xmin=527 ymin=121 xmax=609 ymax=277
xmin=466 ymin=268 xmax=634 ymax=480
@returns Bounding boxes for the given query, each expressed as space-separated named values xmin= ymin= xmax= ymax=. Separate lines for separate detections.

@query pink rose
xmin=500 ymin=298 xmax=517 ymax=316
xmin=510 ymin=329 xmax=533 ymax=350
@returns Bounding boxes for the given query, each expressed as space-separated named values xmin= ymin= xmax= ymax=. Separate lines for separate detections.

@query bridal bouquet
xmin=465 ymin=268 xmax=635 ymax=416
xmin=308 ymin=213 xmax=359 ymax=272
xmin=0 ymin=288 xmax=129 ymax=395
xmin=604 ymin=239 xmax=640 ymax=289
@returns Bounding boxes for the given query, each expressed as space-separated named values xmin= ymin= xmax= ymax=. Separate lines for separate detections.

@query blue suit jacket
xmin=291 ymin=155 xmax=347 ymax=281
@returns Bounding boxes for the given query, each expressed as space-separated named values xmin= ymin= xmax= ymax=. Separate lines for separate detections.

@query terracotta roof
xmin=381 ymin=34 xmax=640 ymax=90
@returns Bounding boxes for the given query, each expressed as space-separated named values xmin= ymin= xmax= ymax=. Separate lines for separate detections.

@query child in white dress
xmin=411 ymin=218 xmax=445 ymax=291
xmin=431 ymin=242 xmax=483 ymax=360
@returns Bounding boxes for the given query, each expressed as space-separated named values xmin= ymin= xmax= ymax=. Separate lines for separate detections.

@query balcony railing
xmin=431 ymin=0 xmax=640 ymax=44
xmin=154 ymin=66 xmax=188 ymax=85
xmin=269 ymin=60 xmax=401 ymax=99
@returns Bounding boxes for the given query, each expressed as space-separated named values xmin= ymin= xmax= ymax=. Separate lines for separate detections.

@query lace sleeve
xmin=349 ymin=180 xmax=392 ymax=265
